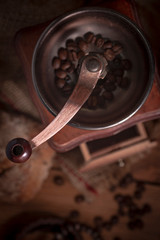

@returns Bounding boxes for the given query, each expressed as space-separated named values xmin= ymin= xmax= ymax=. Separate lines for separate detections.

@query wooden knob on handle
xmin=6 ymin=138 xmax=32 ymax=163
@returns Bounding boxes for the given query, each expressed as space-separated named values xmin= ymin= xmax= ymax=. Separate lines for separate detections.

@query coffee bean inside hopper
xmin=52 ymin=32 xmax=132 ymax=110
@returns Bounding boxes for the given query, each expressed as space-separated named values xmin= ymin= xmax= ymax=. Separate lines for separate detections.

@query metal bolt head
xmin=86 ymin=57 xmax=101 ymax=72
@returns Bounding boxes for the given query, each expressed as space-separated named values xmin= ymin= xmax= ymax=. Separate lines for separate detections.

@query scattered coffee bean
xmin=104 ymin=82 xmax=116 ymax=92
xmin=110 ymin=215 xmax=119 ymax=225
xmin=74 ymin=194 xmax=85 ymax=203
xmin=142 ymin=203 xmax=152 ymax=214
xmin=103 ymin=221 xmax=112 ymax=231
xmin=93 ymin=216 xmax=103 ymax=227
xmin=69 ymin=210 xmax=80 ymax=219
xmin=66 ymin=39 xmax=78 ymax=51
xmin=53 ymin=175 xmax=65 ymax=185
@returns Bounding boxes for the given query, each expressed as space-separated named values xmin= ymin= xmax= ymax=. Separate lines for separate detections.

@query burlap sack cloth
xmin=0 ymin=0 xmax=84 ymax=203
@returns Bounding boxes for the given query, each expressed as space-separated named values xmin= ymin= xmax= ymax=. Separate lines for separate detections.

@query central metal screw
xmin=86 ymin=57 xmax=101 ymax=72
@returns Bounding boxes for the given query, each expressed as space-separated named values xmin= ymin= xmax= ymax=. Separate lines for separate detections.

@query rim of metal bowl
xmin=32 ymin=7 xmax=155 ymax=130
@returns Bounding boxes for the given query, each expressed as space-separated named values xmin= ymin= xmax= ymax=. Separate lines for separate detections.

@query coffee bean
xmin=113 ymin=237 xmax=122 ymax=240
xmin=104 ymin=49 xmax=115 ymax=61
xmin=61 ymin=61 xmax=71 ymax=70
xmin=74 ymin=222 xmax=81 ymax=231
xmin=52 ymin=57 xmax=61 ymax=69
xmin=56 ymin=78 xmax=66 ymax=89
xmin=136 ymin=181 xmax=145 ymax=192
xmin=67 ymin=64 xmax=75 ymax=73
xmin=114 ymin=194 xmax=124 ymax=203
xmin=69 ymin=210 xmax=80 ymax=219
xmin=134 ymin=218 xmax=144 ymax=229
xmin=113 ymin=44 xmax=123 ymax=55
xmin=91 ymin=36 xmax=97 ymax=44
xmin=93 ymin=216 xmax=103 ymax=227
xmin=55 ymin=69 xmax=67 ymax=79
xmin=114 ymin=68 xmax=124 ymax=77
xmin=103 ymin=41 xmax=113 ymax=49
xmin=84 ymin=32 xmax=94 ymax=43
xmin=98 ymin=96 xmax=106 ymax=108
xmin=74 ymin=194 xmax=85 ymax=203
xmin=77 ymin=50 xmax=85 ymax=60
xmin=63 ymin=84 xmax=73 ymax=96
xmin=104 ymin=82 xmax=116 ymax=91
xmin=142 ymin=203 xmax=152 ymax=214
xmin=127 ymin=221 xmax=136 ymax=230
xmin=134 ymin=190 xmax=142 ymax=199
xmin=103 ymin=221 xmax=112 ymax=231
xmin=119 ymin=77 xmax=130 ymax=89
xmin=105 ymin=72 xmax=115 ymax=83
xmin=58 ymin=48 xmax=68 ymax=60
xmin=110 ymin=215 xmax=119 ymax=225
xmin=122 ymin=59 xmax=132 ymax=70
xmin=103 ymin=91 xmax=113 ymax=101
xmin=87 ymin=95 xmax=98 ymax=109
xmin=78 ymin=39 xmax=88 ymax=52
xmin=66 ymin=39 xmax=78 ymax=51
xmin=70 ymin=50 xmax=78 ymax=62
xmin=96 ymin=37 xmax=105 ymax=48
xmin=53 ymin=175 xmax=65 ymax=185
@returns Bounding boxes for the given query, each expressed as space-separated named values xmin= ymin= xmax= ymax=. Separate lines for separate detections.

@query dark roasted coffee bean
xmin=69 ymin=210 xmax=80 ymax=219
xmin=134 ymin=190 xmax=142 ymax=199
xmin=104 ymin=82 xmax=116 ymax=91
xmin=113 ymin=44 xmax=123 ymax=55
xmin=84 ymin=32 xmax=94 ymax=43
xmin=134 ymin=218 xmax=144 ymax=229
xmin=103 ymin=41 xmax=113 ymax=49
xmin=114 ymin=68 xmax=124 ymax=77
xmin=75 ymin=194 xmax=85 ymax=203
xmin=103 ymin=91 xmax=113 ymax=101
xmin=63 ymin=84 xmax=73 ymax=96
xmin=114 ymin=194 xmax=124 ymax=203
xmin=96 ymin=37 xmax=105 ymax=48
xmin=136 ymin=181 xmax=145 ymax=192
xmin=70 ymin=50 xmax=78 ymax=62
xmin=93 ymin=216 xmax=103 ymax=227
xmin=61 ymin=61 xmax=71 ymax=70
xmin=92 ymin=86 xmax=102 ymax=95
xmin=91 ymin=36 xmax=97 ymax=44
xmin=52 ymin=57 xmax=61 ymax=69
xmin=127 ymin=221 xmax=136 ymax=230
xmin=67 ymin=64 xmax=75 ymax=73
xmin=56 ymin=69 xmax=67 ymax=79
xmin=98 ymin=96 xmax=106 ymax=108
xmin=74 ymin=222 xmax=81 ymax=231
xmin=122 ymin=59 xmax=132 ymax=70
xmin=66 ymin=40 xmax=78 ymax=51
xmin=77 ymin=50 xmax=85 ymax=60
xmin=119 ymin=77 xmax=130 ymax=89
xmin=53 ymin=175 xmax=65 ymax=185
xmin=56 ymin=78 xmax=66 ymax=89
xmin=78 ymin=39 xmax=88 ymax=52
xmin=116 ymin=76 xmax=122 ymax=85
xmin=58 ymin=48 xmax=68 ymax=60
xmin=110 ymin=215 xmax=119 ymax=225
xmin=113 ymin=237 xmax=122 ymax=240
xmin=106 ymin=72 xmax=115 ymax=83
xmin=103 ymin=221 xmax=112 ymax=231
xmin=123 ymin=173 xmax=134 ymax=185
xmin=118 ymin=207 xmax=125 ymax=216
xmin=142 ymin=203 xmax=152 ymax=214
xmin=87 ymin=95 xmax=98 ymax=109
xmin=104 ymin=49 xmax=115 ymax=61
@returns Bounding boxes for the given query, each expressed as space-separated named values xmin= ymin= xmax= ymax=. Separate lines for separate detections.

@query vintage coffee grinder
xmin=5 ymin=8 xmax=154 ymax=163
